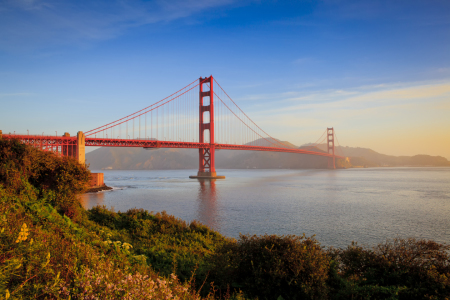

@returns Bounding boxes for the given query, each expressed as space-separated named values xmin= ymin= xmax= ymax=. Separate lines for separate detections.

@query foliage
xmin=87 ymin=206 xmax=228 ymax=283
xmin=0 ymin=138 xmax=91 ymax=220
xmin=55 ymin=261 xmax=200 ymax=300
xmin=329 ymin=239 xmax=450 ymax=300
xmin=209 ymin=234 xmax=331 ymax=300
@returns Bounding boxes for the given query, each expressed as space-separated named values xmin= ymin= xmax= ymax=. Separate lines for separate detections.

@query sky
xmin=1 ymin=0 xmax=449 ymax=158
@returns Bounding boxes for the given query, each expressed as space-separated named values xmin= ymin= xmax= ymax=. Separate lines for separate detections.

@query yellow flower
xmin=15 ymin=223 xmax=29 ymax=243
xmin=42 ymin=252 xmax=51 ymax=267
xmin=122 ymin=242 xmax=133 ymax=250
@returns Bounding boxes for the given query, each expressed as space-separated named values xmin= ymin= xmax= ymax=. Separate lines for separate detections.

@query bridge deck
xmin=3 ymin=135 xmax=344 ymax=159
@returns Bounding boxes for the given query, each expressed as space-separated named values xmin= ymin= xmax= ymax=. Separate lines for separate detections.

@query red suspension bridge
xmin=1 ymin=76 xmax=345 ymax=179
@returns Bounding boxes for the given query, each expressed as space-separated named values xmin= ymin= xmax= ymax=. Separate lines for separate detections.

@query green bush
xmin=0 ymin=138 xmax=90 ymax=221
xmin=329 ymin=239 xmax=450 ymax=300
xmin=210 ymin=234 xmax=331 ymax=300
xmin=88 ymin=206 xmax=228 ymax=284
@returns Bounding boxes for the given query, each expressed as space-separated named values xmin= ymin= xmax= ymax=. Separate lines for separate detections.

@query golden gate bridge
xmin=1 ymin=76 xmax=345 ymax=179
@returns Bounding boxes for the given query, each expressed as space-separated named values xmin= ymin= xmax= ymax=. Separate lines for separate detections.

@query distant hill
xmin=86 ymin=141 xmax=450 ymax=170
xmin=86 ymin=147 xmax=198 ymax=170
xmin=217 ymin=149 xmax=329 ymax=169
xmin=243 ymin=137 xmax=298 ymax=148
xmin=315 ymin=144 xmax=450 ymax=167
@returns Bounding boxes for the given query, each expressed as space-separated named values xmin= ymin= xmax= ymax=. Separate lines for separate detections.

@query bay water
xmin=79 ymin=168 xmax=450 ymax=248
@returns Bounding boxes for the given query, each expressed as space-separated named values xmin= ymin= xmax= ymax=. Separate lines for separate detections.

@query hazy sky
xmin=1 ymin=0 xmax=449 ymax=158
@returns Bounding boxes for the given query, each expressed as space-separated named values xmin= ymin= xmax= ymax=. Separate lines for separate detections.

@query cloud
xmin=249 ymin=80 xmax=450 ymax=115
xmin=0 ymin=0 xmax=237 ymax=51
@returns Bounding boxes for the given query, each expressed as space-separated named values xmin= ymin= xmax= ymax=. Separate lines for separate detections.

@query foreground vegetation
xmin=1 ymin=138 xmax=449 ymax=299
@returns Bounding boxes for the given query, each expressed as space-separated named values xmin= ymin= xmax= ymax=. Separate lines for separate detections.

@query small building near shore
xmin=90 ymin=173 xmax=104 ymax=188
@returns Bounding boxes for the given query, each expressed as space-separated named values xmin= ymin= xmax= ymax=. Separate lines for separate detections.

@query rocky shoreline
xmin=85 ymin=185 xmax=113 ymax=193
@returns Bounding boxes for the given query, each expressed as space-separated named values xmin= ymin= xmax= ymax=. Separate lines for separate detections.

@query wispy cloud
xmin=245 ymin=80 xmax=450 ymax=115
xmin=0 ymin=0 xmax=237 ymax=51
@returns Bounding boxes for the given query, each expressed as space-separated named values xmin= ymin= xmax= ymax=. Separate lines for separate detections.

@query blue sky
xmin=1 ymin=0 xmax=449 ymax=158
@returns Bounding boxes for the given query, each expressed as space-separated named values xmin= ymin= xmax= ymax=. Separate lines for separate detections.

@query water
xmin=79 ymin=168 xmax=450 ymax=248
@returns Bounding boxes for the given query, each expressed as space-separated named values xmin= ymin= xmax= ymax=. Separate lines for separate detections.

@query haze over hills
xmin=86 ymin=139 xmax=450 ymax=170
xmin=86 ymin=147 xmax=330 ymax=170
xmin=314 ymin=144 xmax=450 ymax=167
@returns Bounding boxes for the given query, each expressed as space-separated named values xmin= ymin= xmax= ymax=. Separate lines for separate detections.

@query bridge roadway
xmin=3 ymin=134 xmax=344 ymax=159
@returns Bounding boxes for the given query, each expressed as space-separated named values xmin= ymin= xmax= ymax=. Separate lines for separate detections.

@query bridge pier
xmin=190 ymin=76 xmax=225 ymax=180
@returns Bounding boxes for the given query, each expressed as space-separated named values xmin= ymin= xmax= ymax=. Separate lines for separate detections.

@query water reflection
xmin=78 ymin=192 xmax=105 ymax=209
xmin=326 ymin=170 xmax=338 ymax=198
xmin=195 ymin=179 xmax=219 ymax=230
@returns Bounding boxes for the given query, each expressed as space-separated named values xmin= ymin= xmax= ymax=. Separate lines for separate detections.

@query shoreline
xmin=85 ymin=185 xmax=113 ymax=193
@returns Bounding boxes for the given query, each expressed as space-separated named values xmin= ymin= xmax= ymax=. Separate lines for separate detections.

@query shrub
xmin=330 ymin=238 xmax=450 ymax=300
xmin=0 ymin=138 xmax=91 ymax=221
xmin=87 ymin=207 xmax=227 ymax=284
xmin=210 ymin=234 xmax=331 ymax=300
xmin=53 ymin=260 xmax=203 ymax=300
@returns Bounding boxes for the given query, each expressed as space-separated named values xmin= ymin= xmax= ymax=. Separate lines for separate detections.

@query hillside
xmin=0 ymin=138 xmax=210 ymax=299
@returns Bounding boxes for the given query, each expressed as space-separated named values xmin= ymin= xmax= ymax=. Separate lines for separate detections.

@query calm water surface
xmin=79 ymin=168 xmax=450 ymax=248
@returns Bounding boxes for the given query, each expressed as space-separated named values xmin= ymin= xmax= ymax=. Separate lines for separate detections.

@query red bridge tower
xmin=327 ymin=127 xmax=336 ymax=169
xmin=190 ymin=76 xmax=225 ymax=179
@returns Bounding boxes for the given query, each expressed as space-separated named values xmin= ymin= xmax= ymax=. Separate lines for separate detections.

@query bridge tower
xmin=76 ymin=131 xmax=86 ymax=165
xmin=60 ymin=131 xmax=85 ymax=165
xmin=190 ymin=76 xmax=225 ymax=179
xmin=327 ymin=127 xmax=336 ymax=169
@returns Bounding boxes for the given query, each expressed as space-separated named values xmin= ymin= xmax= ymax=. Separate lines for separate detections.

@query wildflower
xmin=15 ymin=223 xmax=29 ymax=243
xmin=42 ymin=252 xmax=51 ymax=267
xmin=122 ymin=242 xmax=133 ymax=250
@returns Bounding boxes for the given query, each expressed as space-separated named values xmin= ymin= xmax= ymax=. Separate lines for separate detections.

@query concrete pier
xmin=189 ymin=171 xmax=225 ymax=180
